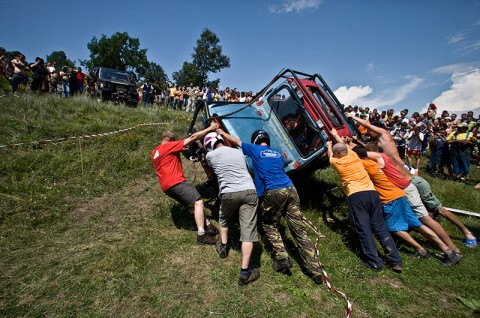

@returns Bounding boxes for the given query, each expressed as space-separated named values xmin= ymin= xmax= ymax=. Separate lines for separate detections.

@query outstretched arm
xmin=184 ymin=122 xmax=219 ymax=147
xmin=346 ymin=112 xmax=385 ymax=136
xmin=217 ymin=128 xmax=242 ymax=148
xmin=326 ymin=141 xmax=333 ymax=158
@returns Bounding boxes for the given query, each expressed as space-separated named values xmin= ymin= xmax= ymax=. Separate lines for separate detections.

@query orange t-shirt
xmin=151 ymin=140 xmax=186 ymax=191
xmin=361 ymin=159 xmax=405 ymax=204
xmin=330 ymin=149 xmax=375 ymax=197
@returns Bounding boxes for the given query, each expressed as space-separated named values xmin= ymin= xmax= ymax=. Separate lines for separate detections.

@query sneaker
xmin=238 ymin=268 xmax=260 ymax=286
xmin=272 ymin=257 xmax=293 ymax=274
xmin=196 ymin=233 xmax=216 ymax=245
xmin=206 ymin=223 xmax=219 ymax=236
xmin=215 ymin=241 xmax=229 ymax=259
xmin=441 ymin=251 xmax=462 ymax=267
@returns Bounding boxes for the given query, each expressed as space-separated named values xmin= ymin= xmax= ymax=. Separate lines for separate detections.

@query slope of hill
xmin=1 ymin=94 xmax=479 ymax=317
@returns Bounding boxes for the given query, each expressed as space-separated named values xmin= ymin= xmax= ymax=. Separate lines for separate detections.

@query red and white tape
xmin=302 ymin=215 xmax=353 ymax=318
xmin=0 ymin=122 xmax=168 ymax=149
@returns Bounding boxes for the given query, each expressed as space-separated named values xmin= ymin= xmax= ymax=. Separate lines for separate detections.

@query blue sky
xmin=2 ymin=0 xmax=480 ymax=114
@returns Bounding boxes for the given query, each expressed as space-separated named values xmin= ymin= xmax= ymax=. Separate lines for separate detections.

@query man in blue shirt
xmin=218 ymin=129 xmax=323 ymax=284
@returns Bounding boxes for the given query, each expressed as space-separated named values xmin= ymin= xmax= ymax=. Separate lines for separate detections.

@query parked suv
xmin=92 ymin=67 xmax=139 ymax=107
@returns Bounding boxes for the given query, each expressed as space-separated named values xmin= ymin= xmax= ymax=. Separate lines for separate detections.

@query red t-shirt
xmin=76 ymin=72 xmax=86 ymax=84
xmin=151 ymin=140 xmax=186 ymax=191
xmin=380 ymin=153 xmax=410 ymax=190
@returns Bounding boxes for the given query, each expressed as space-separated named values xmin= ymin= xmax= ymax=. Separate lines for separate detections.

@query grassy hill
xmin=1 ymin=94 xmax=479 ymax=317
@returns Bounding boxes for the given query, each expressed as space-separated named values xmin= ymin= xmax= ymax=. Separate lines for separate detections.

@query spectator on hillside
xmin=29 ymin=57 xmax=49 ymax=94
xmin=142 ymin=80 xmax=153 ymax=107
xmin=75 ymin=67 xmax=86 ymax=94
xmin=151 ymin=122 xmax=219 ymax=245
xmin=0 ymin=47 xmax=14 ymax=96
xmin=203 ymin=131 xmax=260 ymax=285
xmin=447 ymin=122 xmax=477 ymax=181
xmin=11 ymin=53 xmax=27 ymax=94
xmin=406 ymin=126 xmax=424 ymax=169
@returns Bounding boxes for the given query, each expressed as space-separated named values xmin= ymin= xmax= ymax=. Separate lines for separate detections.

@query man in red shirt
xmin=152 ymin=122 xmax=219 ymax=244
xmin=75 ymin=67 xmax=86 ymax=94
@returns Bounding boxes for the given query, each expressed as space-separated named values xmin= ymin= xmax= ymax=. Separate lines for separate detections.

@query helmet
xmin=251 ymin=130 xmax=270 ymax=146
xmin=203 ymin=132 xmax=224 ymax=152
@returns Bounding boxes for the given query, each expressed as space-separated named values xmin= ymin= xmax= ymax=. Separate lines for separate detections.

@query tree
xmin=190 ymin=28 xmax=230 ymax=86
xmin=81 ymin=32 xmax=149 ymax=79
xmin=143 ymin=62 xmax=168 ymax=85
xmin=172 ymin=61 xmax=202 ymax=87
xmin=46 ymin=51 xmax=75 ymax=69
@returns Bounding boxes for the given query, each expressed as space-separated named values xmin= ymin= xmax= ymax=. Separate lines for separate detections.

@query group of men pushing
xmin=151 ymin=114 xmax=476 ymax=286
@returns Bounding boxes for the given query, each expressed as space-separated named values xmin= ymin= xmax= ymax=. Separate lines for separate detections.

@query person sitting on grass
xmin=151 ymin=122 xmax=219 ymax=245
xmin=326 ymin=131 xmax=403 ymax=273
xmin=203 ymin=131 xmax=260 ymax=286
xmin=347 ymin=112 xmax=476 ymax=250
xmin=218 ymin=128 xmax=324 ymax=285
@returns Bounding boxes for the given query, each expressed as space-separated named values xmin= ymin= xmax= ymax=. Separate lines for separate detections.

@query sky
xmin=2 ymin=0 xmax=480 ymax=115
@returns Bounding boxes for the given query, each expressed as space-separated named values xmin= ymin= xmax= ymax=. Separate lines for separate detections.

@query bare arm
xmin=330 ymin=128 xmax=344 ymax=144
xmin=217 ymin=128 xmax=242 ymax=147
xmin=346 ymin=112 xmax=385 ymax=136
xmin=326 ymin=141 xmax=333 ymax=158
xmin=366 ymin=151 xmax=385 ymax=168
xmin=183 ymin=122 xmax=219 ymax=147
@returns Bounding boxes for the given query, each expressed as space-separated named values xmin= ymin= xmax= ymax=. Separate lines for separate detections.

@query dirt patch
xmin=370 ymin=276 xmax=404 ymax=289
xmin=69 ymin=175 xmax=159 ymax=227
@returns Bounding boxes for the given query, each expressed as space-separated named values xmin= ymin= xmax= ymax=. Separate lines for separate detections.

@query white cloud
xmin=334 ymin=85 xmax=372 ymax=106
xmin=334 ymin=76 xmax=424 ymax=108
xmin=447 ymin=22 xmax=480 ymax=55
xmin=269 ymin=0 xmax=323 ymax=13
xmin=431 ymin=68 xmax=480 ymax=113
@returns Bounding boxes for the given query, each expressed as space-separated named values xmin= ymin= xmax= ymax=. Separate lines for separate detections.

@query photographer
xmin=390 ymin=121 xmax=409 ymax=161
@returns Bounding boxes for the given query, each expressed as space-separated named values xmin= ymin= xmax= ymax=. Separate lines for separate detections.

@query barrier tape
xmin=302 ymin=215 xmax=353 ymax=318
xmin=0 ymin=122 xmax=168 ymax=149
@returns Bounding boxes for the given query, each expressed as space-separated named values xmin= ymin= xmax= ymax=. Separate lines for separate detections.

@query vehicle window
xmin=268 ymin=87 xmax=323 ymax=157
xmin=309 ymin=86 xmax=342 ymax=127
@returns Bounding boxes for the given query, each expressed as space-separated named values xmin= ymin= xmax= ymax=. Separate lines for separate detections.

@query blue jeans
xmin=347 ymin=191 xmax=402 ymax=268
xmin=451 ymin=146 xmax=472 ymax=176
xmin=62 ymin=81 xmax=70 ymax=97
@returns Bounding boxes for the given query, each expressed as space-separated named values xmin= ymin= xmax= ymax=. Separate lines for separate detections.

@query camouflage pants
xmin=261 ymin=186 xmax=321 ymax=276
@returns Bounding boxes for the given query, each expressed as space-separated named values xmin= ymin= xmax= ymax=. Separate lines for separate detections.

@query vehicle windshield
xmin=99 ymin=69 xmax=130 ymax=82
xmin=268 ymin=86 xmax=323 ymax=158
xmin=309 ymin=86 xmax=342 ymax=127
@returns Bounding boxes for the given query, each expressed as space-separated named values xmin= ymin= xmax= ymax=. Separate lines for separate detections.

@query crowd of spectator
xmin=346 ymin=104 xmax=480 ymax=182
xmin=2 ymin=47 xmax=479 ymax=182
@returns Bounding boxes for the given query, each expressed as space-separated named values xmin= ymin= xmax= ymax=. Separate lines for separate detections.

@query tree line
xmin=6 ymin=28 xmax=230 ymax=89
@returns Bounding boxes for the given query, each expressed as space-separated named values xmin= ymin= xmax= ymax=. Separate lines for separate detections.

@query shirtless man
xmin=347 ymin=113 xmax=476 ymax=249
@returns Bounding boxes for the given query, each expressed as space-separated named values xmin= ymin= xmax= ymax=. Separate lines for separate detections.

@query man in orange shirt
xmin=352 ymin=145 xmax=459 ymax=263
xmin=151 ymin=122 xmax=219 ymax=244
xmin=327 ymin=133 xmax=402 ymax=272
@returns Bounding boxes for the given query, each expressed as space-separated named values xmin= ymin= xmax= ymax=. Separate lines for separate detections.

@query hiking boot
xmin=197 ymin=233 xmax=216 ymax=245
xmin=412 ymin=249 xmax=431 ymax=260
xmin=441 ymin=251 xmax=462 ymax=267
xmin=238 ymin=268 xmax=260 ymax=286
xmin=272 ymin=257 xmax=293 ymax=274
xmin=206 ymin=223 xmax=219 ymax=236
xmin=215 ymin=241 xmax=229 ymax=259
xmin=391 ymin=265 xmax=403 ymax=273
xmin=312 ymin=274 xmax=323 ymax=285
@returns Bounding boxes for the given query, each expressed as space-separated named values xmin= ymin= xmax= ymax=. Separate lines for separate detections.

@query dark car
xmin=185 ymin=69 xmax=357 ymax=182
xmin=92 ymin=67 xmax=139 ymax=107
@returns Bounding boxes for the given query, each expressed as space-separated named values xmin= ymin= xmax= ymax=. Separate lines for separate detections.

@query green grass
xmin=1 ymin=94 xmax=479 ymax=317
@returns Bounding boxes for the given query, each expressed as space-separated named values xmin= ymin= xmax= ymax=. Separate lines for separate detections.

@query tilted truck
xmin=184 ymin=69 xmax=358 ymax=183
